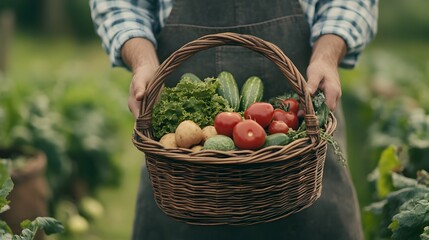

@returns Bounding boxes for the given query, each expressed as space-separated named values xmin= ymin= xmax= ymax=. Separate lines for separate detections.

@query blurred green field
xmin=5 ymin=34 xmax=142 ymax=239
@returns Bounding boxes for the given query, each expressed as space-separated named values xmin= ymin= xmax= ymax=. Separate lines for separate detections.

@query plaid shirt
xmin=90 ymin=0 xmax=378 ymax=69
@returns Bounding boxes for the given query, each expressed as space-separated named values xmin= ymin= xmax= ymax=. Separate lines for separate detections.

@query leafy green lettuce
xmin=152 ymin=78 xmax=230 ymax=140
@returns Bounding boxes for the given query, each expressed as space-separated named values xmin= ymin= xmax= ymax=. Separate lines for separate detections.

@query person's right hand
xmin=121 ymin=38 xmax=160 ymax=118
xmin=128 ymin=64 xmax=159 ymax=118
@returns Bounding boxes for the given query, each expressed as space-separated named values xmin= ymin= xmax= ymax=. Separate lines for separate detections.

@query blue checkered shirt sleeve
xmin=300 ymin=0 xmax=378 ymax=68
xmin=89 ymin=0 xmax=172 ymax=67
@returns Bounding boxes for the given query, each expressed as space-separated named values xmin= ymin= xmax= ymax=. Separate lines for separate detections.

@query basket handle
xmin=137 ymin=32 xmax=320 ymax=143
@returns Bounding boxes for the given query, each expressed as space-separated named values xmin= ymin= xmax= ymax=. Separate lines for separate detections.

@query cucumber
xmin=262 ymin=133 xmax=290 ymax=148
xmin=216 ymin=71 xmax=240 ymax=111
xmin=180 ymin=72 xmax=202 ymax=83
xmin=203 ymin=135 xmax=236 ymax=151
xmin=240 ymin=76 xmax=264 ymax=111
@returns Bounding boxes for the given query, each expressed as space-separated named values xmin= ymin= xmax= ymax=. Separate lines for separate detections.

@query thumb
xmin=132 ymin=76 xmax=147 ymax=101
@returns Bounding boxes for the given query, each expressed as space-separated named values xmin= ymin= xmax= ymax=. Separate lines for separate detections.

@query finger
xmin=129 ymin=81 xmax=143 ymax=119
xmin=324 ymin=84 xmax=341 ymax=111
xmin=306 ymin=65 xmax=322 ymax=95
xmin=128 ymin=95 xmax=140 ymax=119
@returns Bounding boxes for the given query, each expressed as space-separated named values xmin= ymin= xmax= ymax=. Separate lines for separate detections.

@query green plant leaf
xmin=365 ymin=186 xmax=429 ymax=238
xmin=421 ymin=226 xmax=429 ymax=240
xmin=0 ymin=220 xmax=13 ymax=236
xmin=392 ymin=172 xmax=419 ymax=189
xmin=24 ymin=217 xmax=64 ymax=235
xmin=417 ymin=170 xmax=429 ymax=187
xmin=377 ymin=145 xmax=403 ymax=198
xmin=0 ymin=160 xmax=13 ymax=213
xmin=389 ymin=194 xmax=429 ymax=240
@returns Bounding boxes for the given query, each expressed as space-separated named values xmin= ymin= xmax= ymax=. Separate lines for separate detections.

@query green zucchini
xmin=262 ymin=133 xmax=290 ymax=148
xmin=216 ymin=71 xmax=240 ymax=111
xmin=180 ymin=72 xmax=202 ymax=83
xmin=240 ymin=76 xmax=264 ymax=111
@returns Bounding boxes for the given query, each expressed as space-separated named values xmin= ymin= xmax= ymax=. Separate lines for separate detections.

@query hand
xmin=128 ymin=64 xmax=158 ymax=118
xmin=306 ymin=59 xmax=341 ymax=111
xmin=306 ymin=34 xmax=347 ymax=111
xmin=121 ymin=38 xmax=159 ymax=118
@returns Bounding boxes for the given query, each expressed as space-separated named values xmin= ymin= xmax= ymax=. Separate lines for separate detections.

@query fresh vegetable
xmin=240 ymin=76 xmax=264 ymax=111
xmin=262 ymin=133 xmax=290 ymax=147
xmin=217 ymin=71 xmax=240 ymax=111
xmin=180 ymin=72 xmax=202 ymax=83
xmin=214 ymin=112 xmax=242 ymax=137
xmin=191 ymin=145 xmax=204 ymax=152
xmin=268 ymin=120 xmax=289 ymax=134
xmin=269 ymin=91 xmax=329 ymax=128
xmin=281 ymin=98 xmax=299 ymax=114
xmin=283 ymin=111 xmax=299 ymax=130
xmin=269 ymin=92 xmax=299 ymax=110
xmin=232 ymin=119 xmax=266 ymax=150
xmin=203 ymin=135 xmax=236 ymax=151
xmin=312 ymin=91 xmax=329 ymax=127
xmin=201 ymin=126 xmax=217 ymax=143
xmin=244 ymin=102 xmax=274 ymax=128
xmin=272 ymin=109 xmax=299 ymax=130
xmin=152 ymin=77 xmax=230 ymax=140
xmin=175 ymin=120 xmax=203 ymax=148
xmin=159 ymin=133 xmax=178 ymax=148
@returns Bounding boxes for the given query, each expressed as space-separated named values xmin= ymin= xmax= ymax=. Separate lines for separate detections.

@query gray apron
xmin=132 ymin=0 xmax=363 ymax=239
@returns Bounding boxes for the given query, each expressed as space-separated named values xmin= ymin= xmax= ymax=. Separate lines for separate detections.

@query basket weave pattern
xmin=133 ymin=32 xmax=336 ymax=225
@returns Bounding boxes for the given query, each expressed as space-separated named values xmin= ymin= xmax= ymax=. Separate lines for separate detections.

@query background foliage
xmin=0 ymin=0 xmax=428 ymax=239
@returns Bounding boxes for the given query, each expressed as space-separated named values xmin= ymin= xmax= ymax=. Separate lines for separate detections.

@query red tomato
xmin=283 ymin=111 xmax=299 ymax=130
xmin=272 ymin=109 xmax=288 ymax=122
xmin=232 ymin=120 xmax=266 ymax=150
xmin=268 ymin=120 xmax=289 ymax=134
xmin=281 ymin=98 xmax=299 ymax=114
xmin=243 ymin=102 xmax=274 ymax=128
xmin=272 ymin=109 xmax=299 ymax=130
xmin=214 ymin=112 xmax=242 ymax=137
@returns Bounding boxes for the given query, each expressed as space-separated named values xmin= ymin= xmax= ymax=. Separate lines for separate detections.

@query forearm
xmin=121 ymin=37 xmax=159 ymax=72
xmin=310 ymin=34 xmax=347 ymax=67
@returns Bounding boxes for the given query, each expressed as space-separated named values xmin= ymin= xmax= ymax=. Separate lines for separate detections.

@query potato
xmin=191 ymin=145 xmax=203 ymax=152
xmin=159 ymin=133 xmax=177 ymax=148
xmin=175 ymin=120 xmax=203 ymax=148
xmin=201 ymin=126 xmax=217 ymax=143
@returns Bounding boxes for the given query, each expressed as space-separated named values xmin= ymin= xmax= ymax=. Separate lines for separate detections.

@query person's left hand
xmin=305 ymin=34 xmax=346 ymax=112
xmin=306 ymin=59 xmax=342 ymax=111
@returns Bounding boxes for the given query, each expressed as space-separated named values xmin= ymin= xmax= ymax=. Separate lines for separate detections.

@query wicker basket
xmin=132 ymin=32 xmax=337 ymax=226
